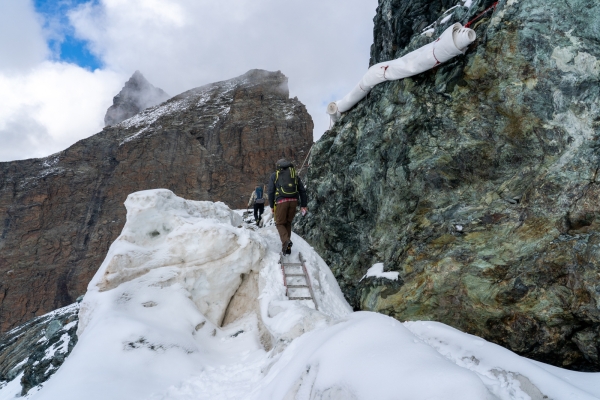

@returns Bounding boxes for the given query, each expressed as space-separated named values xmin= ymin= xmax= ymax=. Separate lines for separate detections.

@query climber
xmin=268 ymin=159 xmax=308 ymax=255
xmin=248 ymin=185 xmax=268 ymax=224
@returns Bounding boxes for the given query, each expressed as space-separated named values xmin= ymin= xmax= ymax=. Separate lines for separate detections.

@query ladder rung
xmin=287 ymin=285 xmax=308 ymax=288
xmin=285 ymin=274 xmax=305 ymax=277
xmin=283 ymin=263 xmax=303 ymax=266
xmin=289 ymin=297 xmax=313 ymax=300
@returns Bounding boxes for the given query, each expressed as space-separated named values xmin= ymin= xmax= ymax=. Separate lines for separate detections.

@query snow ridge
xmin=15 ymin=190 xmax=599 ymax=400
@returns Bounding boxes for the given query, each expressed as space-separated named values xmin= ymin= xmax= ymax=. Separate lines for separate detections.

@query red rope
xmin=432 ymin=48 xmax=441 ymax=66
xmin=464 ymin=1 xmax=498 ymax=28
xmin=432 ymin=37 xmax=441 ymax=66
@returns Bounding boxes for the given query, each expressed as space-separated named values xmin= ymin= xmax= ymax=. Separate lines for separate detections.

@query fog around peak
xmin=104 ymin=71 xmax=170 ymax=126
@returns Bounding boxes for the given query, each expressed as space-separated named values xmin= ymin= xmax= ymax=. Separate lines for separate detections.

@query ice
xmin=20 ymin=189 xmax=600 ymax=400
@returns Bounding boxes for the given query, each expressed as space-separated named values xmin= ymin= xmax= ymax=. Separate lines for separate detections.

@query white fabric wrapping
xmin=328 ymin=23 xmax=476 ymax=121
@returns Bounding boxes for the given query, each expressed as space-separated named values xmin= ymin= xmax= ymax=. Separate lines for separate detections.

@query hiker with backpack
xmin=268 ymin=159 xmax=308 ymax=255
xmin=248 ymin=185 xmax=268 ymax=224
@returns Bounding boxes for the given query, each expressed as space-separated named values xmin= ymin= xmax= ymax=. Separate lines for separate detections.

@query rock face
xmin=105 ymin=71 xmax=170 ymax=126
xmin=298 ymin=0 xmax=600 ymax=371
xmin=0 ymin=69 xmax=313 ymax=332
xmin=0 ymin=302 xmax=79 ymax=396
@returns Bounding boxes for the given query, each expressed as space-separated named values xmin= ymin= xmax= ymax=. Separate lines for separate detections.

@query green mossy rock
xmin=298 ymin=0 xmax=600 ymax=371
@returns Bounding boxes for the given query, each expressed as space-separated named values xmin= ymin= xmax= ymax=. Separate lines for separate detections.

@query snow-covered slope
xmin=12 ymin=190 xmax=598 ymax=400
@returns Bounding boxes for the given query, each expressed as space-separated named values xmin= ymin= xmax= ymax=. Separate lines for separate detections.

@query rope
xmin=432 ymin=47 xmax=441 ymax=66
xmin=464 ymin=1 xmax=498 ymax=28
xmin=297 ymin=143 xmax=313 ymax=176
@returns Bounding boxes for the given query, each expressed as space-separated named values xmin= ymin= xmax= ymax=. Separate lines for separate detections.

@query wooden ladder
xmin=280 ymin=252 xmax=318 ymax=310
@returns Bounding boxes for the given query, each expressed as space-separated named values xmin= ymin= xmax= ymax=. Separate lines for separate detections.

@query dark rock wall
xmin=0 ymin=303 xmax=79 ymax=396
xmin=298 ymin=0 xmax=600 ymax=370
xmin=0 ymin=69 xmax=313 ymax=332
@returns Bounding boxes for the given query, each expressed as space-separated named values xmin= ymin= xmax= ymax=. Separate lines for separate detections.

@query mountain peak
xmin=104 ymin=71 xmax=170 ymax=126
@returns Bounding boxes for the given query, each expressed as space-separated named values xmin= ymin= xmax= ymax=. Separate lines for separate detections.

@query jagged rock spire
xmin=104 ymin=71 xmax=170 ymax=126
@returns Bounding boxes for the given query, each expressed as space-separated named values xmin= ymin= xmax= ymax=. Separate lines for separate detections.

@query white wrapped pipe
xmin=328 ymin=23 xmax=476 ymax=122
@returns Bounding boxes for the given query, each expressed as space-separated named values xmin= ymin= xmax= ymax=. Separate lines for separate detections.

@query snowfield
xmin=5 ymin=189 xmax=597 ymax=399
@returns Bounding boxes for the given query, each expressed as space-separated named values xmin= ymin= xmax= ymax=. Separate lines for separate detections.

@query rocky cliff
xmin=104 ymin=71 xmax=170 ymax=126
xmin=0 ymin=303 xmax=79 ymax=397
xmin=298 ymin=0 xmax=600 ymax=371
xmin=0 ymin=69 xmax=313 ymax=332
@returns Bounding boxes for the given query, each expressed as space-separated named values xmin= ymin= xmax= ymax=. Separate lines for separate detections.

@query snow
xmin=0 ymin=374 xmax=23 ymax=400
xmin=41 ymin=156 xmax=59 ymax=168
xmin=421 ymin=28 xmax=435 ymax=37
xmin=443 ymin=4 xmax=461 ymax=15
xmin=116 ymin=77 xmax=240 ymax=132
xmin=41 ymin=333 xmax=71 ymax=361
xmin=360 ymin=262 xmax=399 ymax=281
xmin=118 ymin=98 xmax=190 ymax=129
xmin=440 ymin=14 xmax=453 ymax=24
xmin=406 ymin=321 xmax=600 ymax=399
xmin=463 ymin=0 xmax=474 ymax=7
xmin=17 ymin=189 xmax=600 ymax=400
xmin=119 ymin=126 xmax=150 ymax=146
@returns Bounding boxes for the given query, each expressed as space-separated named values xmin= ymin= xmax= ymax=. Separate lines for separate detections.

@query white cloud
xmin=0 ymin=0 xmax=49 ymax=71
xmin=70 ymin=0 xmax=378 ymax=141
xmin=0 ymin=63 xmax=123 ymax=161
xmin=0 ymin=0 xmax=124 ymax=162
xmin=0 ymin=0 xmax=376 ymax=161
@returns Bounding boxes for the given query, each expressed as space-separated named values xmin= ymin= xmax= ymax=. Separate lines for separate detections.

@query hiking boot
xmin=286 ymin=240 xmax=293 ymax=255
xmin=282 ymin=241 xmax=290 ymax=255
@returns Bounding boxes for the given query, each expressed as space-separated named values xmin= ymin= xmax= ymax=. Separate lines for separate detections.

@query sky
xmin=0 ymin=0 xmax=377 ymax=162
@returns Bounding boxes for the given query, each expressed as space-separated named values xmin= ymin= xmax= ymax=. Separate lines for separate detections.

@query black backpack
xmin=275 ymin=161 xmax=298 ymax=198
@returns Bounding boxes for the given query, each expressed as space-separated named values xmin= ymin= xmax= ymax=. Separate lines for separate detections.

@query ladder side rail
xmin=299 ymin=252 xmax=319 ymax=310
xmin=280 ymin=255 xmax=289 ymax=297
xmin=301 ymin=263 xmax=318 ymax=310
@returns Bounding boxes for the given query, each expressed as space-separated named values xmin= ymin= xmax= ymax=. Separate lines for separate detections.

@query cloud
xmin=70 ymin=0 xmax=378 ymax=140
xmin=0 ymin=0 xmax=49 ymax=71
xmin=0 ymin=0 xmax=123 ymax=162
xmin=0 ymin=62 xmax=123 ymax=161
xmin=0 ymin=105 xmax=54 ymax=161
xmin=0 ymin=0 xmax=377 ymax=161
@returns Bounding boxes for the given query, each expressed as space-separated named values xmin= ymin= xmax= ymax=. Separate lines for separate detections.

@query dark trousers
xmin=275 ymin=200 xmax=297 ymax=245
xmin=253 ymin=203 xmax=264 ymax=221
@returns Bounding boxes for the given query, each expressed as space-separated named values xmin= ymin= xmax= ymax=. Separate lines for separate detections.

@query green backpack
xmin=275 ymin=162 xmax=298 ymax=198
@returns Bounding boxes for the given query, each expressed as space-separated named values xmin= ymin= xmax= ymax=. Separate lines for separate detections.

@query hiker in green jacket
xmin=248 ymin=185 xmax=268 ymax=224
xmin=267 ymin=159 xmax=308 ymax=255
